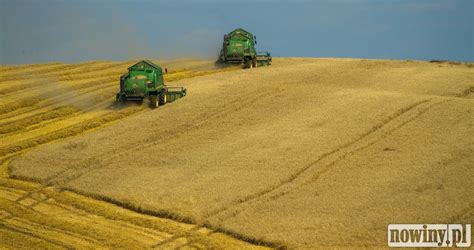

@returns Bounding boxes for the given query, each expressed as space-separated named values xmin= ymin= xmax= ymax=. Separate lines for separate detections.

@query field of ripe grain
xmin=0 ymin=60 xmax=264 ymax=248
xmin=5 ymin=58 xmax=474 ymax=248
xmin=0 ymin=178 xmax=268 ymax=249
xmin=0 ymin=59 xmax=235 ymax=164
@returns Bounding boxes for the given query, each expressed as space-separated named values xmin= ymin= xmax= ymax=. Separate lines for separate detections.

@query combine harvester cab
xmin=116 ymin=59 xmax=186 ymax=108
xmin=217 ymin=28 xmax=272 ymax=69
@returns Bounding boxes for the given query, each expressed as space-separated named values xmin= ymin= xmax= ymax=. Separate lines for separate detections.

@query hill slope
xmin=0 ymin=60 xmax=265 ymax=248
xmin=8 ymin=58 xmax=474 ymax=247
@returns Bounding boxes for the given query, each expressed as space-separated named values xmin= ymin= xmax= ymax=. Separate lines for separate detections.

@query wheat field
xmin=2 ymin=58 xmax=474 ymax=248
xmin=0 ymin=60 xmax=266 ymax=248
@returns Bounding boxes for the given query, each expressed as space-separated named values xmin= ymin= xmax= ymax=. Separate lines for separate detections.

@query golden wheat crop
xmin=2 ymin=58 xmax=473 ymax=248
xmin=0 ymin=59 xmax=260 ymax=248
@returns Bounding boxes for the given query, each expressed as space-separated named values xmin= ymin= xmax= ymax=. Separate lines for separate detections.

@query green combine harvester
xmin=116 ymin=59 xmax=186 ymax=108
xmin=217 ymin=28 xmax=272 ymax=68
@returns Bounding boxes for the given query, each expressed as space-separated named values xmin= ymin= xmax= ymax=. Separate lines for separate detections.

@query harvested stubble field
xmin=3 ymin=58 xmax=474 ymax=248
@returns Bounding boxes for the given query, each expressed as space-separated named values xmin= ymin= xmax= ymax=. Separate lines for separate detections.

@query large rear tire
xmin=242 ymin=60 xmax=248 ymax=69
xmin=159 ymin=92 xmax=167 ymax=105
xmin=116 ymin=93 xmax=126 ymax=107
xmin=149 ymin=95 xmax=158 ymax=109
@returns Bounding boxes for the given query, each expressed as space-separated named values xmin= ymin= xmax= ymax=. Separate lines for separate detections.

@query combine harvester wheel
xmin=149 ymin=95 xmax=159 ymax=109
xmin=159 ymin=92 xmax=168 ymax=105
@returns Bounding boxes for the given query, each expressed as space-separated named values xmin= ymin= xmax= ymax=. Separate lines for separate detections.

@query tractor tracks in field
xmin=0 ymin=173 xmax=191 ymax=247
xmin=0 ymin=187 xmax=89 ymax=248
xmin=207 ymin=97 xmax=452 ymax=222
xmin=42 ymin=85 xmax=277 ymax=187
xmin=0 ymin=77 xmax=145 ymax=159
xmin=26 ymin=83 xmax=285 ymax=249
xmin=4 ymin=63 xmax=239 ymax=188
xmin=0 ymin=181 xmax=185 ymax=248
xmin=0 ymin=62 xmax=275 ymax=249
xmin=0 ymin=103 xmax=146 ymax=161
xmin=1 ymin=84 xmax=277 ymax=248
xmin=0 ymin=223 xmax=74 ymax=248
xmin=1 ymin=170 xmax=268 ymax=249
xmin=3 ymin=65 xmax=251 ymax=211
xmin=0 ymin=84 xmax=277 ymax=248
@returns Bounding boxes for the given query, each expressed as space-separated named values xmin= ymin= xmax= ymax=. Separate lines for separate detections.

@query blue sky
xmin=0 ymin=0 xmax=472 ymax=64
